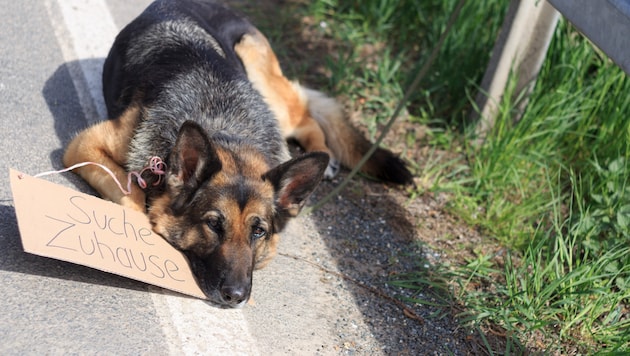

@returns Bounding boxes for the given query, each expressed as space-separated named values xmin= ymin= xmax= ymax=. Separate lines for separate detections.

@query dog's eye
xmin=206 ymin=217 xmax=222 ymax=232
xmin=251 ymin=226 xmax=266 ymax=240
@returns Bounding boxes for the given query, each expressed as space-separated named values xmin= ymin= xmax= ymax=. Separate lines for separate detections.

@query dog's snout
xmin=221 ymin=284 xmax=248 ymax=305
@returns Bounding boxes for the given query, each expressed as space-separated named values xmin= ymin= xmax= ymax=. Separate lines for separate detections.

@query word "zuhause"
xmin=45 ymin=195 xmax=185 ymax=282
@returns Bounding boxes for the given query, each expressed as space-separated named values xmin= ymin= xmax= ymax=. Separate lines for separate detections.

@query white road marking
xmin=44 ymin=0 xmax=110 ymax=123
xmin=150 ymin=287 xmax=258 ymax=356
xmin=44 ymin=0 xmax=260 ymax=354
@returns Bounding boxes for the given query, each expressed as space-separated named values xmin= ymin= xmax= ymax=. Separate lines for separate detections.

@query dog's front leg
xmin=63 ymin=106 xmax=146 ymax=212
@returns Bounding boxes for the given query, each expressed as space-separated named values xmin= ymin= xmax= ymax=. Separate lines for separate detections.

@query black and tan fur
xmin=63 ymin=0 xmax=411 ymax=307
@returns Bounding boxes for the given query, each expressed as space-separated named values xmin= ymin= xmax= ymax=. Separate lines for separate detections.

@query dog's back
xmin=103 ymin=0 xmax=248 ymax=115
xmin=103 ymin=0 xmax=291 ymax=176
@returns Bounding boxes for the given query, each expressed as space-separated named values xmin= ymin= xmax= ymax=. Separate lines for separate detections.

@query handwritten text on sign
xmin=9 ymin=169 xmax=206 ymax=299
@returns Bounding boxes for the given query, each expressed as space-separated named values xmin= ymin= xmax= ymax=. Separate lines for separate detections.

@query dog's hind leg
xmin=63 ymin=105 xmax=146 ymax=211
xmin=235 ymin=28 xmax=413 ymax=185
xmin=234 ymin=30 xmax=339 ymax=178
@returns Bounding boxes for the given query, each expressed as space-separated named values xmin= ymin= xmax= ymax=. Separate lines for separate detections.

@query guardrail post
xmin=473 ymin=0 xmax=559 ymax=141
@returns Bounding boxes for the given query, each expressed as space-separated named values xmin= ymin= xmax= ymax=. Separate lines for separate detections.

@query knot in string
xmin=129 ymin=156 xmax=167 ymax=189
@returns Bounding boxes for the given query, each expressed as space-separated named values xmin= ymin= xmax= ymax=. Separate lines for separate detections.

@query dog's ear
xmin=168 ymin=121 xmax=221 ymax=213
xmin=263 ymin=152 xmax=329 ymax=217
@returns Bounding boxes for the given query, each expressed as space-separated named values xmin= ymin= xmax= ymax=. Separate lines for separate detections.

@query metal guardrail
xmin=550 ymin=0 xmax=630 ymax=75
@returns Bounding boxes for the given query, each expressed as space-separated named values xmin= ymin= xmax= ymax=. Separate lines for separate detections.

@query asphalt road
xmin=0 ymin=1 xmax=469 ymax=354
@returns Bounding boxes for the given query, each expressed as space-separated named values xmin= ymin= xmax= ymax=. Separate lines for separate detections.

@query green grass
xmin=237 ymin=0 xmax=630 ymax=353
xmin=309 ymin=0 xmax=509 ymax=127
xmin=446 ymin=21 xmax=630 ymax=352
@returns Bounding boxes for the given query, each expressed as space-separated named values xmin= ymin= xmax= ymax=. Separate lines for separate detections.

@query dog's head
xmin=148 ymin=121 xmax=328 ymax=307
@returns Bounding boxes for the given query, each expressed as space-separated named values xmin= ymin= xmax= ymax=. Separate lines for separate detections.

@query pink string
xmin=128 ymin=156 xmax=168 ymax=189
xmin=31 ymin=157 xmax=167 ymax=196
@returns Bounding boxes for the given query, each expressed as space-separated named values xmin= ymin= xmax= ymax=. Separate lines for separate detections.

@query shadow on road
xmin=42 ymin=59 xmax=105 ymax=194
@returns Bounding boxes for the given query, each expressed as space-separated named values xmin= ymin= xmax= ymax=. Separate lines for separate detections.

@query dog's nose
xmin=221 ymin=285 xmax=248 ymax=305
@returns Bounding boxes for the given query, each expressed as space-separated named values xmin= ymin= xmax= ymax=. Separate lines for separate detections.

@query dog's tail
xmin=298 ymin=85 xmax=413 ymax=185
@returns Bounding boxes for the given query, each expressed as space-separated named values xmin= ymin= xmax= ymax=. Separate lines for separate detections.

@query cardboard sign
xmin=9 ymin=169 xmax=206 ymax=300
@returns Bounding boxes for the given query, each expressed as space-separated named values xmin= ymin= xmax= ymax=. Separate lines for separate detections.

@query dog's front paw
xmin=120 ymin=193 xmax=147 ymax=213
xmin=324 ymin=158 xmax=340 ymax=179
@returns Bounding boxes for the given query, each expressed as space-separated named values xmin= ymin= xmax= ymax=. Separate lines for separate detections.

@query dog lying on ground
xmin=63 ymin=0 xmax=412 ymax=307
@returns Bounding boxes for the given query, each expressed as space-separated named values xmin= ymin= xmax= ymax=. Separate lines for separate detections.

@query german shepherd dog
xmin=64 ymin=0 xmax=412 ymax=307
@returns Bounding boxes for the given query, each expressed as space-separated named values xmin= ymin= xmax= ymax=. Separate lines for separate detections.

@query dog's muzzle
xmin=186 ymin=252 xmax=252 ymax=308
